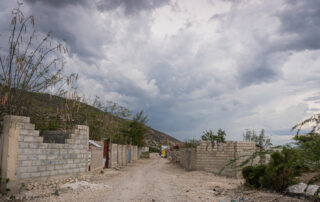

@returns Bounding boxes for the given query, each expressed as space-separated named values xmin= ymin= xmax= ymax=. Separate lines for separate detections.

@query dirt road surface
xmin=8 ymin=156 xmax=305 ymax=202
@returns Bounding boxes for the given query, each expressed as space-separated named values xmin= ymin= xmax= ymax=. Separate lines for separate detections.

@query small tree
xmin=201 ymin=130 xmax=215 ymax=141
xmin=293 ymin=133 xmax=320 ymax=171
xmin=123 ymin=110 xmax=148 ymax=146
xmin=243 ymin=129 xmax=272 ymax=149
xmin=292 ymin=113 xmax=320 ymax=174
xmin=216 ymin=128 xmax=226 ymax=143
xmin=201 ymin=128 xmax=226 ymax=143
xmin=292 ymin=113 xmax=320 ymax=135
xmin=243 ymin=129 xmax=272 ymax=164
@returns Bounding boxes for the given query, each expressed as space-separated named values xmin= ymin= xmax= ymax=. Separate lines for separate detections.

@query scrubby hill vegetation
xmin=0 ymin=91 xmax=181 ymax=147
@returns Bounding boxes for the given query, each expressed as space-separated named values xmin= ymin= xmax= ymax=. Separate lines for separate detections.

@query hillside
xmin=144 ymin=126 xmax=182 ymax=147
xmin=0 ymin=92 xmax=182 ymax=148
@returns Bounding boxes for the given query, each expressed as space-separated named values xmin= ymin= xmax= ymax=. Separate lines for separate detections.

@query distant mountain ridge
xmin=145 ymin=126 xmax=182 ymax=147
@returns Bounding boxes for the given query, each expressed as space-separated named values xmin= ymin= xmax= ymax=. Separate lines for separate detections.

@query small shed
xmin=88 ymin=140 xmax=103 ymax=172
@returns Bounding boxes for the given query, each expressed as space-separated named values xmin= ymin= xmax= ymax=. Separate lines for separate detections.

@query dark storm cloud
xmin=24 ymin=0 xmax=88 ymax=7
xmin=237 ymin=57 xmax=279 ymax=87
xmin=22 ymin=0 xmax=112 ymax=62
xmin=236 ymin=0 xmax=320 ymax=87
xmin=96 ymin=0 xmax=170 ymax=14
xmin=277 ymin=0 xmax=320 ymax=50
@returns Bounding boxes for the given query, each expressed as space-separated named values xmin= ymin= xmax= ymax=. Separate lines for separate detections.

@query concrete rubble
xmin=61 ymin=181 xmax=111 ymax=190
xmin=306 ymin=184 xmax=319 ymax=196
xmin=287 ymin=183 xmax=307 ymax=194
xmin=287 ymin=182 xmax=320 ymax=199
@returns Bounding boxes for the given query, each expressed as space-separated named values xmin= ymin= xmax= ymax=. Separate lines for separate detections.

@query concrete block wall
xmin=171 ymin=141 xmax=258 ymax=177
xmin=16 ymin=125 xmax=89 ymax=180
xmin=175 ymin=149 xmax=196 ymax=171
xmin=0 ymin=115 xmax=89 ymax=192
xmin=131 ymin=145 xmax=138 ymax=161
xmin=90 ymin=141 xmax=103 ymax=172
xmin=117 ymin=144 xmax=124 ymax=166
xmin=122 ymin=145 xmax=127 ymax=166
xmin=196 ymin=141 xmax=239 ymax=176
xmin=108 ymin=144 xmax=143 ymax=168
xmin=110 ymin=143 xmax=118 ymax=168
xmin=234 ymin=141 xmax=260 ymax=177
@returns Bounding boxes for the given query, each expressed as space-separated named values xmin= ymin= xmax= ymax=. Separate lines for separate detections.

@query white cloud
xmin=1 ymin=0 xmax=319 ymax=144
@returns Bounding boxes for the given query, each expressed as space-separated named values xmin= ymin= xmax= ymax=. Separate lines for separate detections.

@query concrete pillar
xmin=0 ymin=115 xmax=26 ymax=192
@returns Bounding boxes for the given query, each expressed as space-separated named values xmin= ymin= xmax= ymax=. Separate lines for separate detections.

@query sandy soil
xmin=5 ymin=156 xmax=307 ymax=202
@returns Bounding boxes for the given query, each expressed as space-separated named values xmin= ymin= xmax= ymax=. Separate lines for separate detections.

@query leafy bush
xmin=140 ymin=152 xmax=150 ymax=158
xmin=294 ymin=133 xmax=320 ymax=171
xmin=201 ymin=129 xmax=226 ymax=143
xmin=242 ymin=165 xmax=267 ymax=188
xmin=149 ymin=147 xmax=160 ymax=153
xmin=242 ymin=147 xmax=304 ymax=192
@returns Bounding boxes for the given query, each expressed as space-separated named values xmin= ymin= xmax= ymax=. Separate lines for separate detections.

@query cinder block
xmin=69 ymin=164 xmax=76 ymax=168
xmin=27 ymin=166 xmax=38 ymax=172
xmin=40 ymin=171 xmax=50 ymax=177
xmin=19 ymin=142 xmax=29 ymax=148
xmin=22 ymin=136 xmax=36 ymax=142
xmin=39 ymin=155 xmax=47 ymax=160
xmin=67 ymin=159 xmax=74 ymax=164
xmin=61 ymin=144 xmax=69 ymax=149
xmin=63 ymin=164 xmax=70 ymax=169
xmin=73 ymin=168 xmax=80 ymax=173
xmin=59 ymin=159 xmax=67 ymax=164
xmin=66 ymin=139 xmax=75 ymax=144
xmin=30 ymin=172 xmax=41 ymax=178
xmin=28 ymin=142 xmax=40 ymax=149
xmin=47 ymin=155 xmax=59 ymax=160
xmin=50 ymin=170 xmax=58 ymax=176
xmin=20 ymin=129 xmax=39 ymax=136
xmin=20 ymin=173 xmax=31 ymax=179
xmin=18 ymin=155 xmax=29 ymax=161
xmin=21 ymin=160 xmax=32 ymax=167
xmin=19 ymin=123 xmax=35 ymax=130
xmin=49 ymin=160 xmax=58 ymax=165
xmin=18 ymin=135 xmax=24 ymax=142
xmin=54 ymin=164 xmax=63 ymax=170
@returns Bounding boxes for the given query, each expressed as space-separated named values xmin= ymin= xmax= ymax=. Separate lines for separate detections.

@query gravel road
xmin=7 ymin=156 xmax=305 ymax=202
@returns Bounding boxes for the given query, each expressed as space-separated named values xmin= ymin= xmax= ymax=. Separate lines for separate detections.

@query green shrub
xmin=242 ymin=165 xmax=267 ymax=188
xmin=140 ymin=152 xmax=150 ymax=158
xmin=242 ymin=147 xmax=303 ymax=192
xmin=149 ymin=147 xmax=160 ymax=153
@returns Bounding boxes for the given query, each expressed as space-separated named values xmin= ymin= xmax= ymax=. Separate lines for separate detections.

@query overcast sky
xmin=1 ymin=0 xmax=320 ymax=144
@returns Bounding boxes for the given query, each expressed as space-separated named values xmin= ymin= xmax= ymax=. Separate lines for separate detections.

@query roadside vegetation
xmin=242 ymin=115 xmax=320 ymax=193
xmin=201 ymin=128 xmax=226 ymax=143
xmin=182 ymin=128 xmax=227 ymax=148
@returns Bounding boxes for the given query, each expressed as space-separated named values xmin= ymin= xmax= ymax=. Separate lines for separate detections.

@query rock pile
xmin=286 ymin=182 xmax=320 ymax=199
